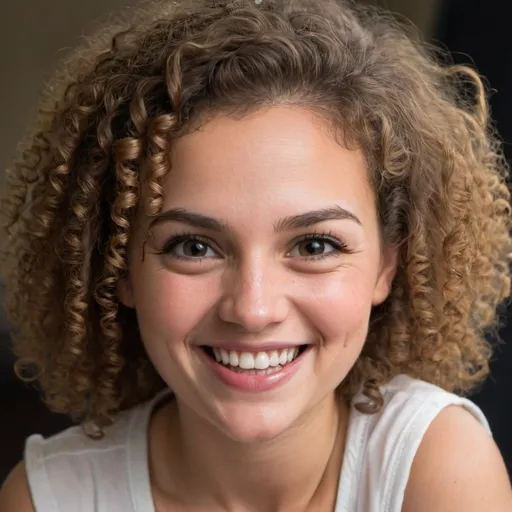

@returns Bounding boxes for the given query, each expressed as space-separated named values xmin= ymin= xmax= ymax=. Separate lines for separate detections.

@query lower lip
xmin=202 ymin=349 xmax=307 ymax=393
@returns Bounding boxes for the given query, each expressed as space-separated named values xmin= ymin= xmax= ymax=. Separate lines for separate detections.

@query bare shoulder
xmin=403 ymin=405 xmax=512 ymax=512
xmin=0 ymin=461 xmax=35 ymax=512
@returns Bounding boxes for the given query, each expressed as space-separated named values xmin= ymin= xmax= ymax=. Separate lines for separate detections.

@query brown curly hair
xmin=1 ymin=0 xmax=511 ymax=429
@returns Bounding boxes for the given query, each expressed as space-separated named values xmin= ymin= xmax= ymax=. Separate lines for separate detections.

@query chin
xmin=214 ymin=401 xmax=305 ymax=444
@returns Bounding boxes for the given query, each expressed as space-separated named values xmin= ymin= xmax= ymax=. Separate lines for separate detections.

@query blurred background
xmin=1 ymin=0 xmax=511 ymax=484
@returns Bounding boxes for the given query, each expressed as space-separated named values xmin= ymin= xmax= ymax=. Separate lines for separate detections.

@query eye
xmin=288 ymin=234 xmax=348 ymax=259
xmin=161 ymin=235 xmax=218 ymax=260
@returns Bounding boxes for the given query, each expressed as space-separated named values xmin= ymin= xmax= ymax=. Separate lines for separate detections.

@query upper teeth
xmin=212 ymin=347 xmax=299 ymax=370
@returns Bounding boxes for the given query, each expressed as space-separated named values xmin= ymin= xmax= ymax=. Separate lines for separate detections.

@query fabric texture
xmin=25 ymin=375 xmax=491 ymax=512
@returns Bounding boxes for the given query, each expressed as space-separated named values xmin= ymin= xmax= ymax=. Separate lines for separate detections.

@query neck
xmin=152 ymin=393 xmax=348 ymax=511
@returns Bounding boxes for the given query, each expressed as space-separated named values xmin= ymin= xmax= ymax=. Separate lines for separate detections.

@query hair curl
xmin=1 ymin=0 xmax=511 ymax=429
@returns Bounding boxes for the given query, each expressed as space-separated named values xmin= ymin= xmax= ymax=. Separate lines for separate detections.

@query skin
xmin=1 ymin=106 xmax=510 ymax=511
xmin=119 ymin=106 xmax=397 ymax=510
xmin=402 ymin=406 xmax=512 ymax=512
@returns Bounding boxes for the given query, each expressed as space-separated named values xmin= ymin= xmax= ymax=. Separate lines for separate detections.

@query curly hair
xmin=1 ymin=0 xmax=511 ymax=429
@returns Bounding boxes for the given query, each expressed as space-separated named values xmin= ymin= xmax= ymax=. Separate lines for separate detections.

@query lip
xmin=199 ymin=342 xmax=308 ymax=352
xmin=200 ymin=347 xmax=309 ymax=393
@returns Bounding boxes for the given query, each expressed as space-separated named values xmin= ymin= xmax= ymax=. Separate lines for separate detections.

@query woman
xmin=1 ymin=0 xmax=511 ymax=510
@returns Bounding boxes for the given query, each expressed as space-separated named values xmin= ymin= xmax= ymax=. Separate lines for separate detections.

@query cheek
xmin=130 ymin=265 xmax=218 ymax=346
xmin=299 ymin=270 xmax=376 ymax=387
xmin=301 ymin=269 xmax=376 ymax=344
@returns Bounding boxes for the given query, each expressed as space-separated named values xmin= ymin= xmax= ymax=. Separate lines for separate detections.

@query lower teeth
xmin=226 ymin=364 xmax=284 ymax=375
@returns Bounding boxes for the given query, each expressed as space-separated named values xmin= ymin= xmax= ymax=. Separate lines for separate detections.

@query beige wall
xmin=0 ymin=0 xmax=137 ymax=192
xmin=0 ymin=0 xmax=440 ymax=193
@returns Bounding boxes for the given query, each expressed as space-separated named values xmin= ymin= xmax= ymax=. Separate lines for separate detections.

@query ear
xmin=372 ymin=243 xmax=399 ymax=306
xmin=117 ymin=274 xmax=136 ymax=309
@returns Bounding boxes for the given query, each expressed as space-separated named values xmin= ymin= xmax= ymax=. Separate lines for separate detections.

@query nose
xmin=217 ymin=258 xmax=289 ymax=332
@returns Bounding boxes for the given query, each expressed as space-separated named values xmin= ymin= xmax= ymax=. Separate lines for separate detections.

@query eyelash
xmin=290 ymin=231 xmax=352 ymax=260
xmin=159 ymin=233 xmax=218 ymax=261
xmin=159 ymin=231 xmax=352 ymax=262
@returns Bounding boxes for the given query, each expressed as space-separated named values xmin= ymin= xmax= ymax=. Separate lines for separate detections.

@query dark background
xmin=1 ymin=0 xmax=511 ymax=484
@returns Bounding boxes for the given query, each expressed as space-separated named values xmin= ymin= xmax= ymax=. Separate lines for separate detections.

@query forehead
xmin=159 ymin=106 xmax=374 ymax=221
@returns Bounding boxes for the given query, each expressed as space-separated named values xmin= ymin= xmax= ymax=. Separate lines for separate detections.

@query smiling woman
xmin=114 ymin=107 xmax=394 ymax=443
xmin=0 ymin=1 xmax=511 ymax=511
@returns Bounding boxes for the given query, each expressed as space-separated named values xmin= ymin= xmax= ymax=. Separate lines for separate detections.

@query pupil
xmin=185 ymin=241 xmax=207 ymax=257
xmin=302 ymin=240 xmax=324 ymax=256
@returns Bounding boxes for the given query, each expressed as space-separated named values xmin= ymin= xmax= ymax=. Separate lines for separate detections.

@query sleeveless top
xmin=24 ymin=375 xmax=491 ymax=511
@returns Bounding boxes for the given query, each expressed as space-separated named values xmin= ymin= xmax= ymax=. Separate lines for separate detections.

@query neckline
xmin=126 ymin=389 xmax=367 ymax=512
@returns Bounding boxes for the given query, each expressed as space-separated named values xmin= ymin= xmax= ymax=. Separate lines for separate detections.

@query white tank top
xmin=24 ymin=375 xmax=491 ymax=511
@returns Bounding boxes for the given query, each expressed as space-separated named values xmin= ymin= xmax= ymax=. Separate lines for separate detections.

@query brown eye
xmin=161 ymin=235 xmax=218 ymax=260
xmin=297 ymin=239 xmax=327 ymax=257
xmin=288 ymin=235 xmax=349 ymax=260
xmin=181 ymin=240 xmax=209 ymax=257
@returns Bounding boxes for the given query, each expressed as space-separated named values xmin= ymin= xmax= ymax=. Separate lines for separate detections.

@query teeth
xmin=239 ymin=352 xmax=255 ymax=370
xmin=255 ymin=352 xmax=269 ymax=370
xmin=211 ymin=347 xmax=301 ymax=370
xmin=221 ymin=349 xmax=230 ymax=365
xmin=229 ymin=351 xmax=239 ymax=367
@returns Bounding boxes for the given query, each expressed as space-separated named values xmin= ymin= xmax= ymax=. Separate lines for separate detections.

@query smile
xmin=200 ymin=345 xmax=310 ymax=392
xmin=204 ymin=346 xmax=306 ymax=370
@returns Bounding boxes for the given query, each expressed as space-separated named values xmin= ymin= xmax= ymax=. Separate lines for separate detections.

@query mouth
xmin=200 ymin=345 xmax=310 ymax=375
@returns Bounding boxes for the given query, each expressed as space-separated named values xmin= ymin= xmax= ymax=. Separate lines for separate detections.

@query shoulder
xmin=349 ymin=375 xmax=509 ymax=511
xmin=20 ymin=426 xmax=127 ymax=511
xmin=23 ymin=398 xmax=151 ymax=461
xmin=0 ymin=420 xmax=130 ymax=512
xmin=0 ymin=462 xmax=35 ymax=512
xmin=25 ymin=415 xmax=132 ymax=478
xmin=23 ymin=420 xmax=128 ymax=472
xmin=359 ymin=375 xmax=492 ymax=443
xmin=403 ymin=404 xmax=512 ymax=512
xmin=13 ymin=397 xmax=160 ymax=511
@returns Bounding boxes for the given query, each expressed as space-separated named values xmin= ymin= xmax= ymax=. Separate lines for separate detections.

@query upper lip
xmin=199 ymin=342 xmax=309 ymax=352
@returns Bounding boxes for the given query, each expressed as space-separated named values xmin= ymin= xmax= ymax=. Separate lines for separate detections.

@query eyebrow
xmin=274 ymin=206 xmax=362 ymax=231
xmin=149 ymin=205 xmax=362 ymax=232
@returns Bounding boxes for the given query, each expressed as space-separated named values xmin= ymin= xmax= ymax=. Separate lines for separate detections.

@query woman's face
xmin=121 ymin=106 xmax=396 ymax=442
